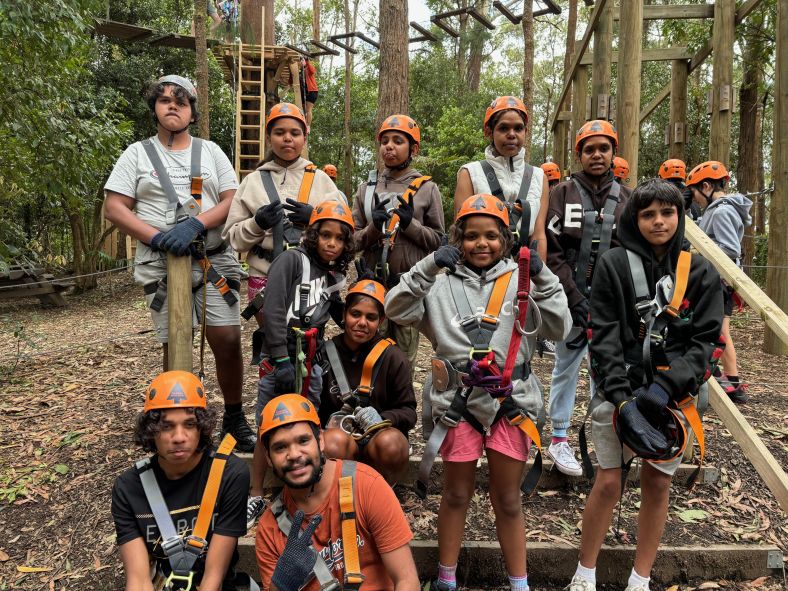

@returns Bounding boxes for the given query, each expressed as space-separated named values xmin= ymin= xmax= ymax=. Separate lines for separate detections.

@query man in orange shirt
xmin=255 ymin=395 xmax=420 ymax=591
xmin=302 ymin=58 xmax=318 ymax=128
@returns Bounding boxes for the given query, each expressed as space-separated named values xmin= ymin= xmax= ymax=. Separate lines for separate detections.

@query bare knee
xmin=322 ymin=428 xmax=356 ymax=460
xmin=592 ymin=467 xmax=624 ymax=501
xmin=366 ymin=429 xmax=409 ymax=470
xmin=641 ymin=464 xmax=672 ymax=497
xmin=490 ymin=485 xmax=523 ymax=519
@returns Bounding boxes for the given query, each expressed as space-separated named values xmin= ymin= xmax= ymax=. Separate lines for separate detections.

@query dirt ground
xmin=0 ymin=272 xmax=785 ymax=590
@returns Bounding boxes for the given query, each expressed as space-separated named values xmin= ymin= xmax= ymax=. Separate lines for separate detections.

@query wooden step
xmin=240 ymin=124 xmax=261 ymax=130
xmin=240 ymin=95 xmax=262 ymax=100
xmin=235 ymin=539 xmax=783 ymax=585
xmin=240 ymin=140 xmax=261 ymax=145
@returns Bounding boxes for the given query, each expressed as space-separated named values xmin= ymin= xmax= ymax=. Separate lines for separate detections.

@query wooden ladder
xmin=233 ymin=40 xmax=266 ymax=179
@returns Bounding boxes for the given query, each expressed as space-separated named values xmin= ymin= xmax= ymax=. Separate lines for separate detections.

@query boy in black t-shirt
xmin=111 ymin=371 xmax=250 ymax=590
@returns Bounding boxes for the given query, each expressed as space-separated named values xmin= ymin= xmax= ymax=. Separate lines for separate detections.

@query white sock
xmin=575 ymin=562 xmax=596 ymax=584
xmin=628 ymin=568 xmax=650 ymax=590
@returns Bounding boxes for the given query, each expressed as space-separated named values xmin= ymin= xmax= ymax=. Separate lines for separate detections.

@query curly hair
xmin=448 ymin=217 xmax=514 ymax=262
xmin=133 ymin=407 xmax=216 ymax=453
xmin=302 ymin=221 xmax=357 ymax=273
xmin=145 ymin=80 xmax=200 ymax=126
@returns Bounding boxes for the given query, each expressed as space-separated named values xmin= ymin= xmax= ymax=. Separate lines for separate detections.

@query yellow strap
xmin=338 ymin=474 xmax=363 ymax=582
xmin=666 ymin=250 xmax=691 ymax=317
xmin=485 ymin=271 xmax=513 ymax=319
xmin=678 ymin=398 xmax=705 ymax=464
xmin=511 ymin=414 xmax=542 ymax=451
xmin=385 ymin=175 xmax=432 ymax=238
xmin=298 ymin=166 xmax=316 ymax=204
xmin=358 ymin=338 xmax=394 ymax=393
xmin=191 ymin=434 xmax=236 ymax=543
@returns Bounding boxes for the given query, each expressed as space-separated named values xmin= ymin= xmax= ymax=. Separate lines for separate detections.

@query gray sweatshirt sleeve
xmin=262 ymin=251 xmax=301 ymax=360
xmin=384 ymin=252 xmax=442 ymax=328
xmin=530 ymin=265 xmax=573 ymax=342
xmin=705 ymin=207 xmax=744 ymax=260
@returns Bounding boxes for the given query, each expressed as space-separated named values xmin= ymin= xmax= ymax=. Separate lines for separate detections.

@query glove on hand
xmin=354 ymin=258 xmax=377 ymax=282
xmin=434 ymin=244 xmax=461 ymax=273
xmin=570 ymin=298 xmax=590 ymax=329
xmin=149 ymin=232 xmax=166 ymax=252
xmin=271 ymin=510 xmax=322 ymax=591
xmin=617 ymin=399 xmax=669 ymax=456
xmin=634 ymin=383 xmax=670 ymax=421
xmin=283 ymin=198 xmax=314 ymax=227
xmin=393 ymin=195 xmax=414 ymax=230
xmin=371 ymin=194 xmax=391 ymax=231
xmin=527 ymin=240 xmax=544 ymax=276
xmin=159 ymin=217 xmax=206 ymax=256
xmin=353 ymin=406 xmax=385 ymax=431
xmin=254 ymin=201 xmax=284 ymax=231
xmin=273 ymin=358 xmax=296 ymax=393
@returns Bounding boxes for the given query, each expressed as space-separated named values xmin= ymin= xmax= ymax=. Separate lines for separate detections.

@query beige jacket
xmin=223 ymin=157 xmax=344 ymax=276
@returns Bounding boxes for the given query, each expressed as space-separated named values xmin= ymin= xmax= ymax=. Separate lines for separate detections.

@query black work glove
xmin=271 ymin=510 xmax=322 ymax=591
xmin=527 ymin=240 xmax=543 ymax=276
xmin=434 ymin=244 xmax=461 ymax=273
xmin=283 ymin=198 xmax=314 ymax=227
xmin=354 ymin=258 xmax=377 ymax=281
xmin=149 ymin=232 xmax=166 ymax=252
xmin=617 ymin=399 xmax=669 ymax=456
xmin=371 ymin=194 xmax=391 ymax=231
xmin=273 ymin=358 xmax=296 ymax=393
xmin=570 ymin=298 xmax=590 ymax=329
xmin=393 ymin=195 xmax=414 ymax=230
xmin=159 ymin=217 xmax=206 ymax=256
xmin=254 ymin=201 xmax=284 ymax=231
xmin=634 ymin=383 xmax=670 ymax=422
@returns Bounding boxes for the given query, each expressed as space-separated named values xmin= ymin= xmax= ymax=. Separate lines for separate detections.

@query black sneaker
xmin=423 ymin=580 xmax=454 ymax=591
xmin=246 ymin=495 xmax=266 ymax=529
xmin=726 ymin=383 xmax=749 ymax=404
xmin=222 ymin=411 xmax=257 ymax=453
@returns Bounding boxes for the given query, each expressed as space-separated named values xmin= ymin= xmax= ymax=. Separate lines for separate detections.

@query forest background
xmin=0 ymin=0 xmax=776 ymax=290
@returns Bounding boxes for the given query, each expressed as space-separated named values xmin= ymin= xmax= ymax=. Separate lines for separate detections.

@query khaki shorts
xmin=590 ymin=398 xmax=690 ymax=476
xmin=135 ymin=250 xmax=241 ymax=343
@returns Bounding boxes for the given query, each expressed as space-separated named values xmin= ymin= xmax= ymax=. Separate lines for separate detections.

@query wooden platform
xmin=93 ymin=19 xmax=221 ymax=50
xmin=0 ymin=263 xmax=73 ymax=307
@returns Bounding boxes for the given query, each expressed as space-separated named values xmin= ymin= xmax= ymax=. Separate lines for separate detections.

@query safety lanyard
xmin=325 ymin=337 xmax=394 ymax=407
xmin=572 ymin=178 xmax=620 ymax=297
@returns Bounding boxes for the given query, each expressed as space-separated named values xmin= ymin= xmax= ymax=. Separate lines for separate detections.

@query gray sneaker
xmin=564 ymin=575 xmax=596 ymax=591
xmin=548 ymin=441 xmax=583 ymax=477
xmin=246 ymin=495 xmax=265 ymax=530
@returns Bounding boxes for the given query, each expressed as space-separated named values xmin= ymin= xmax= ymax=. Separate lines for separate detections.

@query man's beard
xmin=275 ymin=452 xmax=325 ymax=489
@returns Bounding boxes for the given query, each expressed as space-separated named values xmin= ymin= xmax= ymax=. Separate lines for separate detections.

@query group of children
xmin=108 ymin=74 xmax=747 ymax=591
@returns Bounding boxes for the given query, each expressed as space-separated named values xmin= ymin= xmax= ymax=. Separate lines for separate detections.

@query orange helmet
xmin=484 ymin=96 xmax=529 ymax=130
xmin=258 ymin=394 xmax=320 ymax=440
xmin=377 ymin=115 xmax=421 ymax=145
xmin=659 ymin=159 xmax=686 ymax=181
xmin=308 ymin=200 xmax=354 ymax=228
xmin=456 ymin=194 xmax=509 ymax=226
xmin=266 ymin=102 xmax=307 ymax=132
xmin=575 ymin=120 xmax=618 ymax=153
xmin=686 ymin=161 xmax=729 ymax=187
xmin=541 ymin=162 xmax=561 ymax=182
xmin=144 ymin=371 xmax=206 ymax=412
xmin=347 ymin=279 xmax=386 ymax=307
xmin=612 ymin=156 xmax=630 ymax=180
xmin=322 ymin=164 xmax=337 ymax=179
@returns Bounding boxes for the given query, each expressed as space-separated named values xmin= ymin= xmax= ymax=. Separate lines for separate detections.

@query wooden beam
xmin=685 ymin=218 xmax=788 ymax=346
xmin=709 ymin=379 xmax=788 ymax=513
xmin=617 ymin=0 xmax=643 ymax=186
xmin=409 ymin=21 xmax=438 ymax=43
xmin=709 ymin=0 xmax=736 ymax=166
xmin=613 ymin=4 xmax=714 ymax=20
xmin=570 ymin=65 xmax=590 ymax=173
xmin=550 ymin=0 xmax=609 ymax=131
xmin=591 ymin=2 xmax=612 ymax=120
xmin=466 ymin=7 xmax=495 ymax=30
xmin=493 ymin=0 xmax=521 ymax=24
xmin=167 ymin=253 xmax=193 ymax=372
xmin=668 ymin=59 xmax=689 ymax=158
xmin=640 ymin=0 xmax=766 ymax=123
xmin=580 ymin=47 xmax=693 ymax=66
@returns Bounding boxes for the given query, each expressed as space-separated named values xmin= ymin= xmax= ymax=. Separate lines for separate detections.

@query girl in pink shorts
xmin=386 ymin=194 xmax=572 ymax=591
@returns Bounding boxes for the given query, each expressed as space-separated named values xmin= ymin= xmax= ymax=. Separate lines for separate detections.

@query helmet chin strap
xmin=166 ymin=124 xmax=191 ymax=148
xmin=306 ymin=452 xmax=327 ymax=499
xmin=392 ymin=155 xmax=412 ymax=171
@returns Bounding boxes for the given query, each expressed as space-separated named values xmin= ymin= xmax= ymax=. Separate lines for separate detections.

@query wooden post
xmin=570 ymin=65 xmax=589 ymax=173
xmin=616 ymin=0 xmax=643 ymax=187
xmin=290 ymin=59 xmax=308 ymax=159
xmin=194 ymin=0 xmax=210 ymax=140
xmin=668 ymin=59 xmax=689 ymax=160
xmin=553 ymin=120 xmax=568 ymax=175
xmin=591 ymin=2 xmax=612 ymax=120
xmin=167 ymin=254 xmax=193 ymax=371
xmin=766 ymin=0 xmax=788 ymax=355
xmin=709 ymin=0 xmax=735 ymax=165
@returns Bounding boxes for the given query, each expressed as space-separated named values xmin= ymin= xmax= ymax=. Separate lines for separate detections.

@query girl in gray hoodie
xmin=386 ymin=194 xmax=572 ymax=591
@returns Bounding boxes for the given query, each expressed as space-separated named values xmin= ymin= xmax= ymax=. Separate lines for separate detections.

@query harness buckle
xmin=184 ymin=535 xmax=208 ymax=553
xmin=439 ymin=412 xmax=460 ymax=428
xmin=163 ymin=570 xmax=195 ymax=591
xmin=469 ymin=347 xmax=492 ymax=360
xmin=354 ymin=385 xmax=373 ymax=396
xmin=479 ymin=313 xmax=499 ymax=328
xmin=160 ymin=537 xmax=184 ymax=556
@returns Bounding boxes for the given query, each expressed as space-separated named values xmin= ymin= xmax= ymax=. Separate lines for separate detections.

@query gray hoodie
xmin=385 ymin=254 xmax=572 ymax=430
xmin=698 ymin=192 xmax=753 ymax=262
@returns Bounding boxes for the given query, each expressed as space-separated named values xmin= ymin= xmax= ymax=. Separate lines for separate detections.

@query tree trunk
xmin=376 ymin=0 xmax=409 ymax=128
xmin=194 ymin=0 xmax=210 ymax=139
xmin=466 ymin=0 xmax=489 ymax=93
xmin=241 ymin=0 xmax=273 ymax=45
xmin=521 ymin=0 xmax=534 ymax=160
xmin=313 ymin=0 xmax=320 ymax=41
xmin=343 ymin=0 xmax=359 ymax=196
xmin=457 ymin=0 xmax=469 ymax=86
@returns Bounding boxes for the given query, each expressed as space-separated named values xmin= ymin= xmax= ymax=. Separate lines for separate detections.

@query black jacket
xmin=588 ymin=204 xmax=724 ymax=406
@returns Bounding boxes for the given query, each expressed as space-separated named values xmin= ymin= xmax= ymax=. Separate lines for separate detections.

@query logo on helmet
xmin=167 ymin=382 xmax=187 ymax=405
xmin=300 ymin=401 xmax=312 ymax=412
xmin=362 ymin=282 xmax=378 ymax=294
xmin=469 ymin=197 xmax=487 ymax=211
xmin=148 ymin=388 xmax=156 ymax=401
xmin=279 ymin=104 xmax=291 ymax=114
xmin=272 ymin=402 xmax=292 ymax=423
xmin=388 ymin=116 xmax=399 ymax=127
xmin=333 ymin=203 xmax=348 ymax=216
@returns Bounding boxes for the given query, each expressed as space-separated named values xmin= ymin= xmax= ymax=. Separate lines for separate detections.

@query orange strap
xmin=188 ymin=434 xmax=236 ymax=548
xmin=297 ymin=166 xmax=316 ymax=204
xmin=676 ymin=396 xmax=705 ymax=465
xmin=666 ymin=250 xmax=691 ymax=317
xmin=190 ymin=176 xmax=204 ymax=204
xmin=486 ymin=271 xmax=512 ymax=318
xmin=385 ymin=175 xmax=432 ymax=240
xmin=509 ymin=413 xmax=542 ymax=450
xmin=357 ymin=338 xmax=394 ymax=395
xmin=339 ymin=471 xmax=364 ymax=587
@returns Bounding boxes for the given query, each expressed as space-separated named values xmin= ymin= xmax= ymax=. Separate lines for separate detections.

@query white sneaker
xmin=624 ymin=585 xmax=649 ymax=591
xmin=246 ymin=495 xmax=265 ymax=530
xmin=564 ymin=575 xmax=596 ymax=591
xmin=548 ymin=441 xmax=584 ymax=477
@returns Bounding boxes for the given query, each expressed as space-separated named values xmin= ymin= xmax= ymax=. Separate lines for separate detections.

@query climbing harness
xmin=270 ymin=460 xmax=364 ymax=591
xmin=136 ymin=434 xmax=237 ymax=590
xmin=478 ymin=160 xmax=534 ymax=249
xmin=416 ymin=249 xmax=544 ymax=499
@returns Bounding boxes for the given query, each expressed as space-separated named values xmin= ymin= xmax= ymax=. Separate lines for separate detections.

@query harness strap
xmin=339 ymin=461 xmax=364 ymax=590
xmin=192 ymin=434 xmax=236 ymax=545
xmin=572 ymin=178 xmax=620 ymax=298
xmin=301 ymin=327 xmax=319 ymax=397
xmin=447 ymin=271 xmax=512 ymax=357
xmin=142 ymin=139 xmax=182 ymax=212
xmin=298 ymin=166 xmax=316 ymax=203
xmin=676 ymin=396 xmax=704 ymax=488
xmin=479 ymin=161 xmax=504 ymax=199
xmin=496 ymin=396 xmax=544 ymax=495
xmin=325 ymin=340 xmax=353 ymax=400
xmin=356 ymin=338 xmax=394 ymax=403
xmin=502 ymin=247 xmax=532 ymax=386
xmin=363 ymin=169 xmax=378 ymax=224
xmin=296 ymin=252 xmax=347 ymax=326
xmin=190 ymin=138 xmax=203 ymax=205
xmin=259 ymin=171 xmax=285 ymax=260
xmin=512 ymin=164 xmax=534 ymax=246
xmin=196 ymin=259 xmax=238 ymax=307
